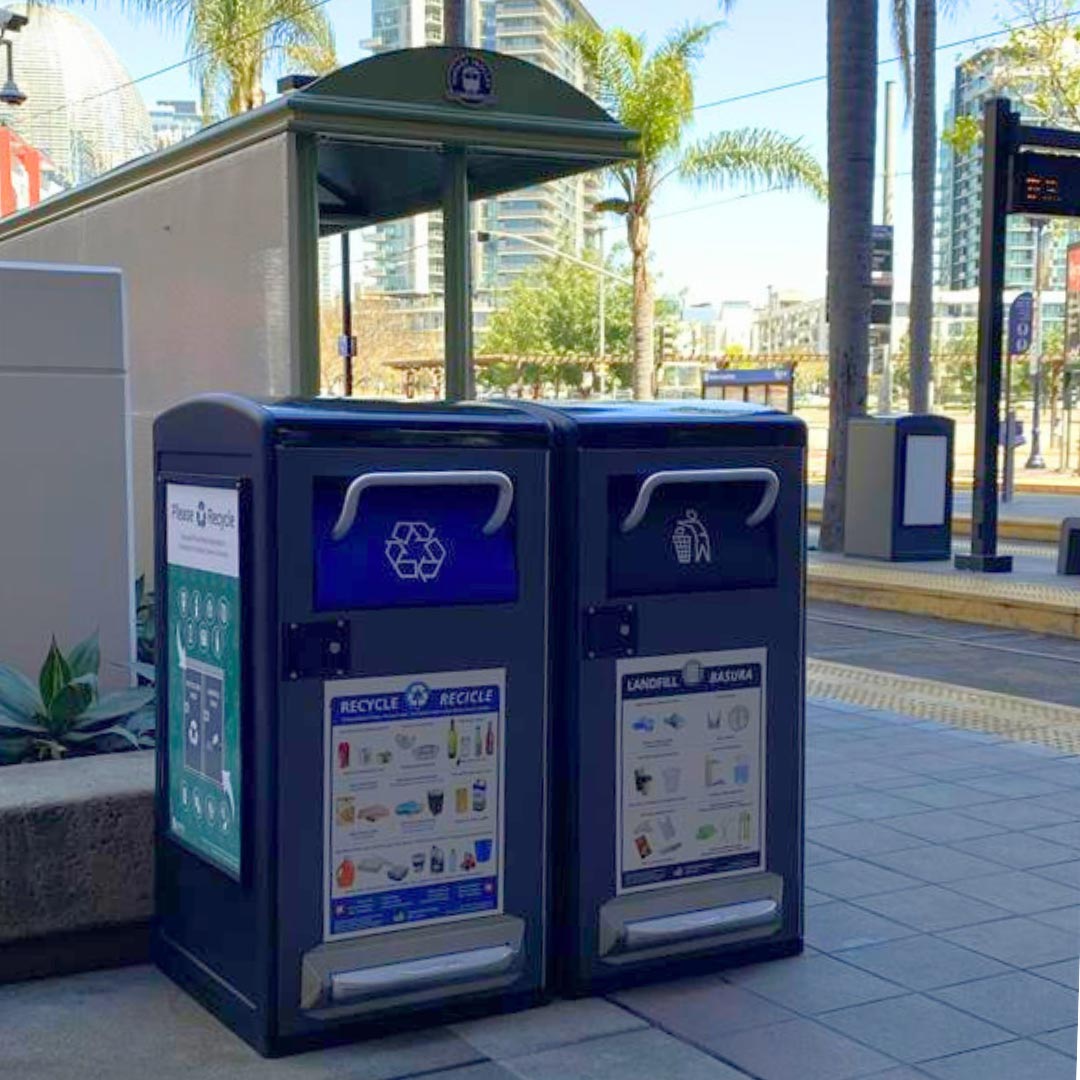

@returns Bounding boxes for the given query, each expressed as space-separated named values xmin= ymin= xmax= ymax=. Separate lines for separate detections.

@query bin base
xmin=557 ymin=934 xmax=804 ymax=999
xmin=954 ymin=553 xmax=1014 ymax=573
xmin=154 ymin=926 xmax=547 ymax=1058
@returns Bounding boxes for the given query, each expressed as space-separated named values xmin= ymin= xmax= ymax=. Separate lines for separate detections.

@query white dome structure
xmin=0 ymin=5 xmax=153 ymax=185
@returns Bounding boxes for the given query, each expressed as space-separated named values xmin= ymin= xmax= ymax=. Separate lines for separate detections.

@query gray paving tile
xmin=960 ymin=797 xmax=1076 ymax=830
xmin=948 ymin=832 xmax=1078 ymax=870
xmin=0 ymin=966 xmax=488 ymax=1080
xmin=930 ymin=970 xmax=1079 ymax=1035
xmin=919 ymin=1038 xmax=1075 ymax=1080
xmin=1033 ymin=859 xmax=1080 ymax=888
xmin=724 ymin=951 xmax=906 ymax=1015
xmin=816 ymin=791 xmax=932 ymax=821
xmin=705 ymin=1016 xmax=894 ymax=1080
xmin=1032 ymin=960 xmax=1080 ymax=989
xmin=1030 ymin=789 xmax=1080 ymax=817
xmin=807 ymin=859 xmax=923 ymax=901
xmin=451 ymin=999 xmax=645 ymax=1060
xmin=1031 ymin=905 xmax=1080 ymax=932
xmin=1034 ymin=1026 xmax=1077 ymax=1057
xmin=805 ymin=900 xmax=919 ymax=952
xmin=881 ymin=783 xmax=996 ymax=810
xmin=943 ymin=916 xmax=1080 ymax=968
xmin=807 ymin=803 xmax=858 ymax=828
xmin=864 ymin=846 xmax=1004 ymax=884
xmin=505 ymin=1027 xmax=754 ymax=1080
xmin=862 ymin=1070 xmax=934 ymax=1080
xmin=837 ymin=934 xmax=1010 ymax=991
xmin=805 ymin=887 xmax=833 ymax=907
xmin=820 ymin=993 xmax=1012 ymax=1063
xmin=424 ymin=1065 xmax=519 ymax=1080
xmin=853 ymin=885 xmax=1010 ymax=933
xmin=877 ymin=811 xmax=1005 ymax=845
xmin=806 ymin=840 xmax=850 ymax=866
xmin=945 ymin=869 xmax=1080 ymax=915
xmin=1017 ymin=760 xmax=1080 ymax=788
xmin=1027 ymin=822 xmax=1080 ymax=849
xmin=812 ymin=822 xmax=927 ymax=858
xmin=612 ymin=972 xmax=795 ymax=1037
xmin=959 ymin=773 xmax=1070 ymax=799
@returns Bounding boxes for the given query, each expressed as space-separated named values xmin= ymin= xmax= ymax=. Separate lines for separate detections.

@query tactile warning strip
xmin=807 ymin=657 xmax=1080 ymax=753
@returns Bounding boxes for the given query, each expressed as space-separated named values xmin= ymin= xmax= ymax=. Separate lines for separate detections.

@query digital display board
xmin=1010 ymin=152 xmax=1080 ymax=216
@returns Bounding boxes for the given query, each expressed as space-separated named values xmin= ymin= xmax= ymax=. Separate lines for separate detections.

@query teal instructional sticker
xmin=166 ymin=483 xmax=242 ymax=877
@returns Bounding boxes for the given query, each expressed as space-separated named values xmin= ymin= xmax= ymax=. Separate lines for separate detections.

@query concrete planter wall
xmin=0 ymin=751 xmax=154 ymax=983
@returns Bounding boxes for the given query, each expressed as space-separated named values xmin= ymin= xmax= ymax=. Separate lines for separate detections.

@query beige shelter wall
xmin=0 ymin=264 xmax=135 ymax=689
xmin=0 ymin=134 xmax=300 ymax=580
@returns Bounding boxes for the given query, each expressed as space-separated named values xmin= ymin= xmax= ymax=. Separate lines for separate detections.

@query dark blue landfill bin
xmin=522 ymin=401 xmax=806 ymax=995
xmin=153 ymin=395 xmax=550 ymax=1055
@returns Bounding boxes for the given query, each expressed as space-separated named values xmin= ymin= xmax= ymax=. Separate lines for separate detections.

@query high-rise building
xmin=937 ymin=47 xmax=1080 ymax=292
xmin=149 ymin=100 xmax=203 ymax=149
xmin=367 ymin=0 xmax=600 ymax=299
xmin=0 ymin=5 xmax=153 ymax=187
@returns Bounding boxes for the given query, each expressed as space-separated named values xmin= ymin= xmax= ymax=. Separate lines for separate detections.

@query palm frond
xmin=654 ymin=21 xmax=722 ymax=69
xmin=678 ymin=129 xmax=827 ymax=200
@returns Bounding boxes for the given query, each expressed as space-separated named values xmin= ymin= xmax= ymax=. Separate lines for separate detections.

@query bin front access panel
xmin=526 ymin=402 xmax=806 ymax=995
xmin=153 ymin=395 xmax=550 ymax=1055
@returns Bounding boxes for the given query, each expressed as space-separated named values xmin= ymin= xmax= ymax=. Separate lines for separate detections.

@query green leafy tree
xmin=998 ymin=0 xmax=1080 ymax=127
xmin=566 ymin=21 xmax=826 ymax=399
xmin=482 ymin=251 xmax=634 ymax=394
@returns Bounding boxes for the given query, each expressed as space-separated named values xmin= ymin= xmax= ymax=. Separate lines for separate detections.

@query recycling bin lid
xmin=517 ymin=400 xmax=806 ymax=448
xmin=155 ymin=394 xmax=550 ymax=451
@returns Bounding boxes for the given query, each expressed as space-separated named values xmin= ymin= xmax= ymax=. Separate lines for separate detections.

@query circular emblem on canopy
xmin=446 ymin=54 xmax=495 ymax=106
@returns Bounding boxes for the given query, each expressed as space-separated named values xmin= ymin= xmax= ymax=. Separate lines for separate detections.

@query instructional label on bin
xmin=166 ymin=483 xmax=242 ymax=879
xmin=616 ymin=649 xmax=766 ymax=894
xmin=324 ymin=668 xmax=505 ymax=940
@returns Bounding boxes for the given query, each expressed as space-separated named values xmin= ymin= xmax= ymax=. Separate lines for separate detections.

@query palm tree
xmin=182 ymin=0 xmax=336 ymax=117
xmin=892 ymin=0 xmax=951 ymax=413
xmin=566 ymin=22 xmax=826 ymax=399
xmin=820 ymin=0 xmax=878 ymax=551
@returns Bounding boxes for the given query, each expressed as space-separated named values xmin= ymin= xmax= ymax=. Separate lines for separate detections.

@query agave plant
xmin=0 ymin=632 xmax=155 ymax=764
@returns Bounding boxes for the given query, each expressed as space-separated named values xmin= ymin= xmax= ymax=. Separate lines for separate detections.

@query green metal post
xmin=443 ymin=146 xmax=473 ymax=400
xmin=291 ymin=132 xmax=321 ymax=397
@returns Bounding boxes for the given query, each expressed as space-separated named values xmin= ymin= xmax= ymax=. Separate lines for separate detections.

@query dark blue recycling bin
xmin=522 ymin=401 xmax=806 ymax=995
xmin=153 ymin=395 xmax=550 ymax=1055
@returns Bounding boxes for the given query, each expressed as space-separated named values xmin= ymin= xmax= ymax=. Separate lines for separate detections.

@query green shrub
xmin=0 ymin=632 xmax=155 ymax=764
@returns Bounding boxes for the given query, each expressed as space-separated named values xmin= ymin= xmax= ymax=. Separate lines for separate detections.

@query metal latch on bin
xmin=584 ymin=604 xmax=637 ymax=660
xmin=284 ymin=619 xmax=350 ymax=680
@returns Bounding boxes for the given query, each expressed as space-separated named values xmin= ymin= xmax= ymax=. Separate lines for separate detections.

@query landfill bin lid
xmin=155 ymin=394 xmax=551 ymax=452
xmin=514 ymin=400 xmax=806 ymax=449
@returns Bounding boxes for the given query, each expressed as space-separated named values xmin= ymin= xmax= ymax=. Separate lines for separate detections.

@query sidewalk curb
xmin=808 ymin=562 xmax=1080 ymax=638
xmin=806 ymin=505 xmax=1060 ymax=543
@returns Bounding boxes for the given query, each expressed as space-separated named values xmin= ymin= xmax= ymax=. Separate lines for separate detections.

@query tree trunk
xmin=908 ymin=0 xmax=935 ymax=413
xmin=444 ymin=0 xmax=466 ymax=45
xmin=821 ymin=0 xmax=878 ymax=551
xmin=628 ymin=209 xmax=655 ymax=400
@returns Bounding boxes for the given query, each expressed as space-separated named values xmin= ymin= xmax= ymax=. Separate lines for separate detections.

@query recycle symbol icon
xmin=385 ymin=521 xmax=447 ymax=582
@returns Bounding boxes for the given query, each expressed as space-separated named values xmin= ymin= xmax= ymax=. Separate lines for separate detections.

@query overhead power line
xmin=694 ymin=9 xmax=1078 ymax=112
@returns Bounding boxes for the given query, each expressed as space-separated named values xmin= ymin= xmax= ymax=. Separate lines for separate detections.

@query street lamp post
xmin=1026 ymin=217 xmax=1049 ymax=469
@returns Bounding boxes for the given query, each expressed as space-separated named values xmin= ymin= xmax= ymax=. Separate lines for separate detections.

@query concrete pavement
xmin=2 ymin=695 xmax=1076 ymax=1079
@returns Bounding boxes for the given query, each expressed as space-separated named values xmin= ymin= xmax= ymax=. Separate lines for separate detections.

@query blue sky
xmin=70 ymin=0 xmax=1017 ymax=305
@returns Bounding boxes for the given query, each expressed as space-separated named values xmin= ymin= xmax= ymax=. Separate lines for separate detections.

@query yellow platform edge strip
xmin=807 ymin=657 xmax=1080 ymax=753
